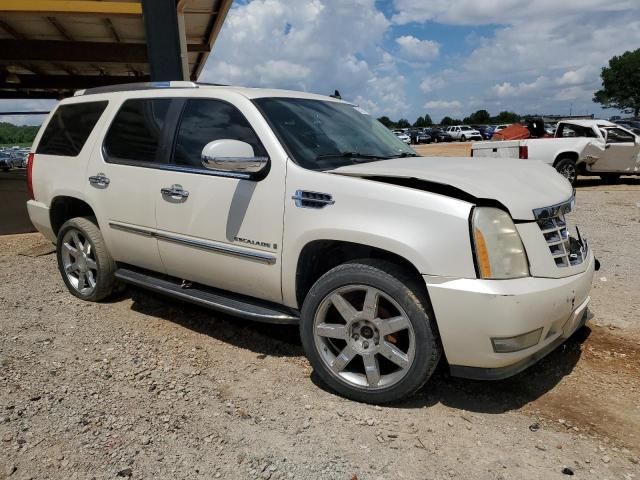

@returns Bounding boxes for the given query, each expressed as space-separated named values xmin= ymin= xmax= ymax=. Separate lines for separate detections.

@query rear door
xmin=84 ymin=97 xmax=178 ymax=272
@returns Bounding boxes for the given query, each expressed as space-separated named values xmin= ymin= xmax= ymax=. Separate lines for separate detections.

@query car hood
xmin=330 ymin=156 xmax=573 ymax=220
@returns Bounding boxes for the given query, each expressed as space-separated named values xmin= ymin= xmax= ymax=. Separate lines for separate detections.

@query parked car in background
xmin=473 ymin=125 xmax=494 ymax=140
xmin=26 ymin=81 xmax=596 ymax=404
xmin=615 ymin=120 xmax=640 ymax=135
xmin=429 ymin=128 xmax=453 ymax=143
xmin=0 ymin=152 xmax=12 ymax=171
xmin=394 ymin=131 xmax=411 ymax=144
xmin=492 ymin=125 xmax=510 ymax=136
xmin=446 ymin=125 xmax=482 ymax=142
xmin=416 ymin=129 xmax=431 ymax=144
xmin=544 ymin=123 xmax=557 ymax=136
xmin=472 ymin=119 xmax=640 ymax=184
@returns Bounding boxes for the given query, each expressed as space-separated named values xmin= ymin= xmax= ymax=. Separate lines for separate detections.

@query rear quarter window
xmin=36 ymin=101 xmax=108 ymax=156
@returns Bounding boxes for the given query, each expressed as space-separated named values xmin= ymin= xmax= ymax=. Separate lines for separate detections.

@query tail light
xmin=518 ymin=145 xmax=528 ymax=159
xmin=27 ymin=153 xmax=35 ymax=200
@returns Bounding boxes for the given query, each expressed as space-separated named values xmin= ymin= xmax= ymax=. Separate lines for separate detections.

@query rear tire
xmin=600 ymin=173 xmax=620 ymax=184
xmin=555 ymin=157 xmax=577 ymax=186
xmin=300 ymin=259 xmax=442 ymax=404
xmin=461 ymin=135 xmax=467 ymax=142
xmin=56 ymin=217 xmax=117 ymax=302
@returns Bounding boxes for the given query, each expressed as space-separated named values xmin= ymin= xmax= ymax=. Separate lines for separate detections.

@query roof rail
xmin=74 ymin=81 xmax=198 ymax=96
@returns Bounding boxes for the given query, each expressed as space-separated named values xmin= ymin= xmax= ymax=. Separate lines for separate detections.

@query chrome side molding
xmin=108 ymin=222 xmax=276 ymax=265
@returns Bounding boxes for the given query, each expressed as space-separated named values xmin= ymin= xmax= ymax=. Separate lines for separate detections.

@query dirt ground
xmin=1 ymin=147 xmax=639 ymax=479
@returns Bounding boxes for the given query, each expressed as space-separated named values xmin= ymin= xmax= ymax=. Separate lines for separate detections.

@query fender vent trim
xmin=292 ymin=190 xmax=335 ymax=209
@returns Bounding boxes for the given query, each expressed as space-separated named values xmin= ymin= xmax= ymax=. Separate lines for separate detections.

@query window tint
xmin=36 ymin=101 xmax=107 ymax=156
xmin=104 ymin=98 xmax=171 ymax=163
xmin=173 ymin=99 xmax=266 ymax=168
xmin=556 ymin=123 xmax=597 ymax=138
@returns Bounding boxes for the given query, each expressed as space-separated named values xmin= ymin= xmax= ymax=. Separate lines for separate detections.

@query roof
xmin=0 ymin=0 xmax=233 ymax=99
xmin=66 ymin=81 xmax=349 ymax=103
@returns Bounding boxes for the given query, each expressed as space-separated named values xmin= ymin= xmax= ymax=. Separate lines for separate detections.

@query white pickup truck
xmin=472 ymin=120 xmax=640 ymax=184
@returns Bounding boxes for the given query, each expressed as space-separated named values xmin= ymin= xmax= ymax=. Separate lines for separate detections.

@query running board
xmin=114 ymin=268 xmax=299 ymax=324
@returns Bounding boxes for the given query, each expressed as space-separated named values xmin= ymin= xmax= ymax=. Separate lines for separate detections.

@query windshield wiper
xmin=385 ymin=152 xmax=419 ymax=158
xmin=315 ymin=151 xmax=384 ymax=161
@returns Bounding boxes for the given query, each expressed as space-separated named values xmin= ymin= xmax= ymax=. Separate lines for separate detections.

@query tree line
xmin=0 ymin=122 xmax=40 ymax=145
xmin=377 ymin=110 xmax=521 ymax=129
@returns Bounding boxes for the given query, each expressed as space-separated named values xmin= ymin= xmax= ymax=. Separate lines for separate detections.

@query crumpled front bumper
xmin=424 ymin=249 xmax=595 ymax=380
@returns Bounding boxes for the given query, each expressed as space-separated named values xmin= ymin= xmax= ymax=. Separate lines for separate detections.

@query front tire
xmin=555 ymin=157 xmax=577 ymax=186
xmin=300 ymin=260 xmax=441 ymax=404
xmin=56 ymin=217 xmax=116 ymax=301
xmin=461 ymin=135 xmax=466 ymax=142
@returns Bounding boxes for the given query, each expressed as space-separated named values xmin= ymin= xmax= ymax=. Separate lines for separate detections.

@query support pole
xmin=141 ymin=0 xmax=185 ymax=81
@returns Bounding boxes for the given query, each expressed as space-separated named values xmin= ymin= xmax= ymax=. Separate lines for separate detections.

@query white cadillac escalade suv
xmin=26 ymin=82 xmax=597 ymax=404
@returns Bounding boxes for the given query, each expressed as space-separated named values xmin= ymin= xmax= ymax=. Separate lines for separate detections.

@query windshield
xmin=254 ymin=97 xmax=416 ymax=170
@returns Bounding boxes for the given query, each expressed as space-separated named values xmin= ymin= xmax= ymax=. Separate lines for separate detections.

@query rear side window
xmin=36 ymin=101 xmax=107 ymax=156
xmin=104 ymin=98 xmax=171 ymax=163
xmin=172 ymin=99 xmax=267 ymax=169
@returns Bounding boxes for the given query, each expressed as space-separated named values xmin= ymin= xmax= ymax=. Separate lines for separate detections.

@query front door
xmin=154 ymin=96 xmax=285 ymax=303
xmin=591 ymin=127 xmax=640 ymax=173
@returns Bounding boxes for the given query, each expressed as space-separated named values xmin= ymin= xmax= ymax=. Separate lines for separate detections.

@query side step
xmin=114 ymin=268 xmax=299 ymax=324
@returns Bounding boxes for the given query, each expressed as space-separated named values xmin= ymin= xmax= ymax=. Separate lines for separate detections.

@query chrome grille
xmin=533 ymin=198 xmax=587 ymax=268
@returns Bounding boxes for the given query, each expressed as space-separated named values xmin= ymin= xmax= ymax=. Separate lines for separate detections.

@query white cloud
xmin=419 ymin=75 xmax=445 ymax=92
xmin=395 ymin=35 xmax=440 ymax=61
xmin=0 ymin=100 xmax=56 ymax=126
xmin=202 ymin=0 xmax=407 ymax=116
xmin=391 ymin=0 xmax=636 ymax=25
xmin=491 ymin=76 xmax=549 ymax=98
xmin=424 ymin=100 xmax=462 ymax=109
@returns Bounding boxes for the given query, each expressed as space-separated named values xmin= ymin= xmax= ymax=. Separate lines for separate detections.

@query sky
xmin=3 ymin=0 xmax=640 ymax=125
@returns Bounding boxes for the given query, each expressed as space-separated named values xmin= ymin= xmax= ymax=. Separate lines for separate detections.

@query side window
xmin=104 ymin=98 xmax=171 ymax=163
xmin=172 ymin=99 xmax=267 ymax=169
xmin=606 ymin=128 xmax=635 ymax=143
xmin=36 ymin=101 xmax=107 ymax=156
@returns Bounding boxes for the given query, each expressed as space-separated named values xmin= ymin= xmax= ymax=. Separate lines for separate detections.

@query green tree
xmin=440 ymin=116 xmax=461 ymax=126
xmin=396 ymin=118 xmax=411 ymax=128
xmin=423 ymin=114 xmax=433 ymax=126
xmin=377 ymin=116 xmax=394 ymax=128
xmin=413 ymin=116 xmax=425 ymax=127
xmin=466 ymin=109 xmax=491 ymax=125
xmin=593 ymin=49 xmax=640 ymax=117
xmin=493 ymin=111 xmax=520 ymax=124
xmin=0 ymin=122 xmax=39 ymax=145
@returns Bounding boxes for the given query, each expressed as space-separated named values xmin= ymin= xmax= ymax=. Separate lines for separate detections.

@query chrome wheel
xmin=313 ymin=285 xmax=416 ymax=390
xmin=558 ymin=163 xmax=576 ymax=184
xmin=60 ymin=229 xmax=98 ymax=296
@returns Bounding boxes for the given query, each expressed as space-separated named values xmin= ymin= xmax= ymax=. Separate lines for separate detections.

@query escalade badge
xmin=234 ymin=236 xmax=276 ymax=249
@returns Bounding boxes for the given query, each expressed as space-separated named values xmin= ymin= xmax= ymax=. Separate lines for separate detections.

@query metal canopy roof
xmin=0 ymin=0 xmax=233 ymax=99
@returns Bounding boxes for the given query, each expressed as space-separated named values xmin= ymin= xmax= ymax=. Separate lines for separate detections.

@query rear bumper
xmin=425 ymin=250 xmax=595 ymax=378
xmin=26 ymin=200 xmax=55 ymax=242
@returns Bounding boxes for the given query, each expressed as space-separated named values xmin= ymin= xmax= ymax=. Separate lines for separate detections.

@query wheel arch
xmin=50 ymin=195 xmax=98 ymax=237
xmin=553 ymin=151 xmax=579 ymax=167
xmin=293 ymin=239 xmax=425 ymax=309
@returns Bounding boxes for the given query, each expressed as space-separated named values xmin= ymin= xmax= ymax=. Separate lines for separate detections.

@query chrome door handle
xmin=160 ymin=184 xmax=189 ymax=199
xmin=88 ymin=173 xmax=110 ymax=188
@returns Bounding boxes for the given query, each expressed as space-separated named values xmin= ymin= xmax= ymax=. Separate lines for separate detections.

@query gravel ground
xmin=1 ymin=179 xmax=639 ymax=480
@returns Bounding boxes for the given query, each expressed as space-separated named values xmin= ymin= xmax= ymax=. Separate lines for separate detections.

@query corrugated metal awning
xmin=0 ymin=0 xmax=232 ymax=98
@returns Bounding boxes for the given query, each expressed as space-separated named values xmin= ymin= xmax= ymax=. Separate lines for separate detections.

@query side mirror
xmin=201 ymin=139 xmax=269 ymax=179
